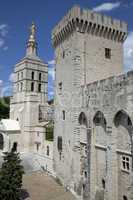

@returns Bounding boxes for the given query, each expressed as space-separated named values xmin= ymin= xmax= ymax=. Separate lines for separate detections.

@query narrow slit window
xmin=38 ymin=83 xmax=41 ymax=92
xmin=31 ymin=82 xmax=34 ymax=92
xmin=63 ymin=110 xmax=65 ymax=120
xmin=39 ymin=73 xmax=41 ymax=81
xmin=31 ymin=71 xmax=34 ymax=80
xmin=105 ymin=48 xmax=111 ymax=59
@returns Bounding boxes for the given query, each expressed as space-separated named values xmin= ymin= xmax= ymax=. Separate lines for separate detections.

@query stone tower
xmin=10 ymin=23 xmax=48 ymax=152
xmin=52 ymin=5 xmax=128 ymax=198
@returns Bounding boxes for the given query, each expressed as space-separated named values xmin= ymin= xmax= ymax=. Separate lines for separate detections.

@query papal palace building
xmin=0 ymin=5 xmax=133 ymax=200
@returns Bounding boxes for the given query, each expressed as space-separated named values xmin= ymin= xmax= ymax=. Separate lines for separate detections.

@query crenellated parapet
xmin=52 ymin=5 xmax=128 ymax=48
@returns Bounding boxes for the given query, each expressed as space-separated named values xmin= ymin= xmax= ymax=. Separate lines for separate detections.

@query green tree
xmin=0 ymin=96 xmax=10 ymax=120
xmin=0 ymin=150 xmax=24 ymax=200
xmin=46 ymin=122 xmax=54 ymax=141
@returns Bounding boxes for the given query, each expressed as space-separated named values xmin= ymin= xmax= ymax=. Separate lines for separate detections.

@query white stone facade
xmin=9 ymin=23 xmax=54 ymax=173
xmin=52 ymin=5 xmax=133 ymax=200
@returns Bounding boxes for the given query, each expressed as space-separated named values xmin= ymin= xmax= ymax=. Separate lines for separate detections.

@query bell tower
xmin=10 ymin=23 xmax=48 ymax=152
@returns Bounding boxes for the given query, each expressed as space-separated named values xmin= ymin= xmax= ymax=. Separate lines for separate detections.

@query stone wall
xmin=80 ymin=71 xmax=133 ymax=200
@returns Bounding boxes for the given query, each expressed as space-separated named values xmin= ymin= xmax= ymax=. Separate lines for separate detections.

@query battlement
xmin=83 ymin=70 xmax=133 ymax=92
xmin=52 ymin=5 xmax=128 ymax=48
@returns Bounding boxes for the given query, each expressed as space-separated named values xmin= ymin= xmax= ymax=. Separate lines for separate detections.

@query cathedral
xmin=0 ymin=5 xmax=133 ymax=200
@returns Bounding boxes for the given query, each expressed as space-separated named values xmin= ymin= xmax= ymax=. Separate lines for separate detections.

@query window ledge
xmin=121 ymin=169 xmax=130 ymax=174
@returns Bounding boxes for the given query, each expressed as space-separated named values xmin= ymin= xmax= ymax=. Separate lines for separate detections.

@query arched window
xmin=93 ymin=111 xmax=106 ymax=130
xmin=31 ymin=71 xmax=34 ymax=80
xmin=114 ymin=110 xmax=132 ymax=129
xmin=46 ymin=145 xmax=50 ymax=156
xmin=0 ymin=133 xmax=4 ymax=150
xmin=39 ymin=73 xmax=41 ymax=81
xmin=31 ymin=82 xmax=34 ymax=92
xmin=114 ymin=110 xmax=133 ymax=170
xmin=78 ymin=112 xmax=87 ymax=126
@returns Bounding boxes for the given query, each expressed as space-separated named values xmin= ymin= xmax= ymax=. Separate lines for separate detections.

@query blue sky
xmin=0 ymin=0 xmax=133 ymax=99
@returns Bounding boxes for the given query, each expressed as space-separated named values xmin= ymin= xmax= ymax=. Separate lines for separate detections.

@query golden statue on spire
xmin=26 ymin=22 xmax=37 ymax=56
xmin=30 ymin=22 xmax=36 ymax=39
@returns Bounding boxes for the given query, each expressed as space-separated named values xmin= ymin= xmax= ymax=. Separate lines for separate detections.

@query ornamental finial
xmin=30 ymin=22 xmax=36 ymax=40
xmin=26 ymin=22 xmax=37 ymax=56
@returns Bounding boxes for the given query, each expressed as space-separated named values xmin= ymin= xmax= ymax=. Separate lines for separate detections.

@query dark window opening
xmin=84 ymin=171 xmax=87 ymax=178
xmin=63 ymin=51 xmax=65 ymax=58
xmin=105 ymin=48 xmax=111 ymax=59
xmin=46 ymin=145 xmax=49 ymax=156
xmin=36 ymin=143 xmax=40 ymax=151
xmin=57 ymin=136 xmax=62 ymax=151
xmin=31 ymin=82 xmax=34 ymax=92
xmin=58 ymin=82 xmax=62 ymax=91
xmin=39 ymin=73 xmax=41 ymax=81
xmin=31 ymin=71 xmax=34 ymax=80
xmin=20 ymin=82 xmax=23 ymax=91
xmin=102 ymin=179 xmax=105 ymax=189
xmin=122 ymin=156 xmax=130 ymax=171
xmin=38 ymin=83 xmax=41 ymax=92
xmin=123 ymin=196 xmax=128 ymax=200
xmin=83 ymin=184 xmax=85 ymax=191
xmin=63 ymin=110 xmax=65 ymax=120
xmin=12 ymin=142 xmax=18 ymax=152
xmin=0 ymin=134 xmax=4 ymax=150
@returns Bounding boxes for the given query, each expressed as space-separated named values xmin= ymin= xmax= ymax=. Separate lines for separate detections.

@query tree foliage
xmin=0 ymin=96 xmax=10 ymax=120
xmin=46 ymin=122 xmax=54 ymax=141
xmin=0 ymin=150 xmax=24 ymax=200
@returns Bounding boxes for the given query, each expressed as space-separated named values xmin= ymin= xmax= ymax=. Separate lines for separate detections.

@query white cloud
xmin=93 ymin=2 xmax=121 ymax=12
xmin=3 ymin=46 xmax=8 ymax=51
xmin=0 ymin=38 xmax=5 ymax=48
xmin=49 ymin=90 xmax=54 ymax=97
xmin=124 ymin=31 xmax=133 ymax=71
xmin=48 ymin=67 xmax=55 ymax=80
xmin=48 ymin=59 xmax=55 ymax=80
xmin=9 ymin=73 xmax=15 ymax=82
xmin=0 ymin=80 xmax=3 ymax=85
xmin=0 ymin=24 xmax=9 ymax=50
xmin=0 ymin=24 xmax=8 ymax=37
xmin=48 ymin=59 xmax=55 ymax=66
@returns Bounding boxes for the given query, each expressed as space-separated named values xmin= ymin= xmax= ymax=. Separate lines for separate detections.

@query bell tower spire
xmin=26 ymin=22 xmax=37 ymax=56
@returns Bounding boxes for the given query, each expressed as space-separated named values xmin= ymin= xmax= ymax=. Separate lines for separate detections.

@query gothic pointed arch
xmin=93 ymin=111 xmax=107 ymax=192
xmin=78 ymin=112 xmax=91 ymax=198
xmin=113 ymin=110 xmax=133 ymax=198
xmin=93 ymin=111 xmax=107 ymax=131
xmin=78 ymin=112 xmax=88 ymax=127
xmin=114 ymin=110 xmax=132 ymax=130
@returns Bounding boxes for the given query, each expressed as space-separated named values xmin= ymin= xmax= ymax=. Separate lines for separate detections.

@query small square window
xmin=105 ymin=48 xmax=111 ymax=59
xmin=122 ymin=156 xmax=130 ymax=171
